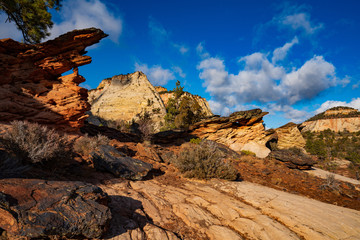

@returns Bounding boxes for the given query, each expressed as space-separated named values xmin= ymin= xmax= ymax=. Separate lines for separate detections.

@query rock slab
xmin=0 ymin=178 xmax=111 ymax=239
xmin=91 ymin=145 xmax=153 ymax=180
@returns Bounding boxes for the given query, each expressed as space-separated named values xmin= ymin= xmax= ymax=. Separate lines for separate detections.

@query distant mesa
xmin=300 ymin=106 xmax=360 ymax=132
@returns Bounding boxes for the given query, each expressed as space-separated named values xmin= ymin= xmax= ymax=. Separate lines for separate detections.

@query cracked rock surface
xmin=0 ymin=178 xmax=111 ymax=239
xmin=102 ymin=177 xmax=360 ymax=240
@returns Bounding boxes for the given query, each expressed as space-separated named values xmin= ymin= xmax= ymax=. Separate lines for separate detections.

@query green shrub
xmin=74 ymin=134 xmax=110 ymax=156
xmin=173 ymin=140 xmax=238 ymax=180
xmin=0 ymin=121 xmax=68 ymax=164
xmin=189 ymin=138 xmax=202 ymax=144
xmin=241 ymin=150 xmax=256 ymax=156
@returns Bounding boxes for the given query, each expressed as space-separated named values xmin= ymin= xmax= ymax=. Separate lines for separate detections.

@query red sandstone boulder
xmin=0 ymin=28 xmax=107 ymax=131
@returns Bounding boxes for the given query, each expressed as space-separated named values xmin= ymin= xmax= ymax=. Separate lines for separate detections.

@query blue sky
xmin=1 ymin=0 xmax=359 ymax=128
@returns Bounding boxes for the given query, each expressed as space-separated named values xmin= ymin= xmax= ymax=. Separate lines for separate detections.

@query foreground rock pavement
xmin=102 ymin=178 xmax=360 ymax=240
xmin=0 ymin=179 xmax=111 ymax=239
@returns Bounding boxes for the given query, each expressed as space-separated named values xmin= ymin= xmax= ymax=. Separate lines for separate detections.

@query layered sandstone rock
xmin=273 ymin=122 xmax=306 ymax=150
xmin=0 ymin=178 xmax=111 ymax=239
xmin=0 ymin=28 xmax=107 ymax=131
xmin=88 ymin=72 xmax=167 ymax=131
xmin=102 ymin=178 xmax=360 ymax=240
xmin=189 ymin=109 xmax=271 ymax=157
xmin=156 ymin=87 xmax=213 ymax=117
xmin=300 ymin=107 xmax=360 ymax=132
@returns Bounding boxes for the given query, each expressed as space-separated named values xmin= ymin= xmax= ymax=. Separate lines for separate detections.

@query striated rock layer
xmin=102 ymin=178 xmax=360 ymax=240
xmin=301 ymin=117 xmax=360 ymax=133
xmin=300 ymin=107 xmax=360 ymax=132
xmin=88 ymin=72 xmax=167 ymax=131
xmin=189 ymin=109 xmax=271 ymax=158
xmin=273 ymin=122 xmax=306 ymax=150
xmin=0 ymin=28 xmax=107 ymax=131
xmin=88 ymin=73 xmax=213 ymax=131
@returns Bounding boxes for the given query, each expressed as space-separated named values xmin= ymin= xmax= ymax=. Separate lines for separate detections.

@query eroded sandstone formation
xmin=189 ymin=109 xmax=271 ymax=157
xmin=0 ymin=28 xmax=107 ymax=131
xmin=88 ymin=71 xmax=167 ymax=131
xmin=300 ymin=106 xmax=360 ymax=132
xmin=272 ymin=122 xmax=306 ymax=150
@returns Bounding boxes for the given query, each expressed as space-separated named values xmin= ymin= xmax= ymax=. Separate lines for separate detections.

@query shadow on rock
xmin=103 ymin=195 xmax=152 ymax=239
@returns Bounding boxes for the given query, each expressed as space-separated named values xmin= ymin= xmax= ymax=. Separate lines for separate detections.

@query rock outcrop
xmin=156 ymin=87 xmax=213 ymax=117
xmin=88 ymin=72 xmax=167 ymax=131
xmin=102 ymin=178 xmax=360 ymax=240
xmin=91 ymin=145 xmax=152 ymax=180
xmin=0 ymin=28 xmax=107 ymax=131
xmin=271 ymin=122 xmax=306 ymax=150
xmin=300 ymin=106 xmax=360 ymax=132
xmin=269 ymin=149 xmax=315 ymax=170
xmin=189 ymin=109 xmax=271 ymax=158
xmin=0 ymin=178 xmax=111 ymax=239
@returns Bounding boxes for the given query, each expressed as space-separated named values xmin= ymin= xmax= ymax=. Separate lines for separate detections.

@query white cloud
xmin=208 ymin=100 xmax=231 ymax=116
xmin=196 ymin=42 xmax=210 ymax=59
xmin=353 ymin=81 xmax=360 ymax=89
xmin=149 ymin=17 xmax=168 ymax=42
xmin=0 ymin=14 xmax=22 ymax=41
xmin=281 ymin=12 xmax=323 ymax=34
xmin=172 ymin=66 xmax=186 ymax=78
xmin=173 ymin=43 xmax=189 ymax=55
xmin=49 ymin=0 xmax=122 ymax=43
xmin=265 ymin=103 xmax=310 ymax=123
xmin=272 ymin=36 xmax=299 ymax=63
xmin=197 ymin=42 xmax=340 ymax=116
xmin=315 ymin=98 xmax=360 ymax=114
xmin=135 ymin=63 xmax=175 ymax=86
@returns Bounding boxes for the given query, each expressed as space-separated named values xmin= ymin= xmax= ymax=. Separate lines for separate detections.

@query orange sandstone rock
xmin=0 ymin=28 xmax=107 ymax=131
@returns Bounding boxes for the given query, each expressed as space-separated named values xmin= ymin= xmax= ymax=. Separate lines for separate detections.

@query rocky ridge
xmin=300 ymin=106 xmax=360 ymax=132
xmin=0 ymin=28 xmax=107 ymax=131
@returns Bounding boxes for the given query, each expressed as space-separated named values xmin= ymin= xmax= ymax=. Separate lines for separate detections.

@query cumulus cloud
xmin=265 ymin=103 xmax=311 ymax=123
xmin=135 ymin=63 xmax=175 ymax=86
xmin=197 ymin=42 xmax=340 ymax=119
xmin=353 ymin=81 xmax=360 ymax=89
xmin=272 ymin=36 xmax=299 ymax=63
xmin=0 ymin=14 xmax=22 ymax=41
xmin=281 ymin=12 xmax=323 ymax=34
xmin=196 ymin=42 xmax=210 ymax=59
xmin=49 ymin=0 xmax=122 ymax=42
xmin=315 ymin=98 xmax=360 ymax=114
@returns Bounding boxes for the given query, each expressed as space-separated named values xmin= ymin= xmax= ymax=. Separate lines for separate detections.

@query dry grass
xmin=73 ymin=134 xmax=110 ymax=156
xmin=173 ymin=140 xmax=239 ymax=180
xmin=0 ymin=121 xmax=68 ymax=164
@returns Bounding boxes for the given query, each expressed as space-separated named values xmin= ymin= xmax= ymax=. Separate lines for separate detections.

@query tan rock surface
xmin=0 ymin=28 xmax=107 ymax=131
xmin=274 ymin=122 xmax=306 ymax=150
xmin=300 ymin=107 xmax=360 ymax=132
xmin=300 ymin=117 xmax=360 ymax=132
xmin=88 ymin=72 xmax=167 ymax=131
xmin=102 ymin=178 xmax=360 ymax=240
xmin=189 ymin=109 xmax=271 ymax=157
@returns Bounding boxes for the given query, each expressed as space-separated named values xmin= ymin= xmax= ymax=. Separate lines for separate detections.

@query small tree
xmin=0 ymin=0 xmax=62 ymax=43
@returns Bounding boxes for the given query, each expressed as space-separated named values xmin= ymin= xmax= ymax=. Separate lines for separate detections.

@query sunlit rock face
xmin=300 ymin=107 xmax=360 ymax=132
xmin=88 ymin=71 xmax=167 ymax=131
xmin=0 ymin=28 xmax=107 ymax=131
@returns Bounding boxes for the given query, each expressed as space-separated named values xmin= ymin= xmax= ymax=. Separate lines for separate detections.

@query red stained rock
xmin=0 ymin=28 xmax=107 ymax=131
